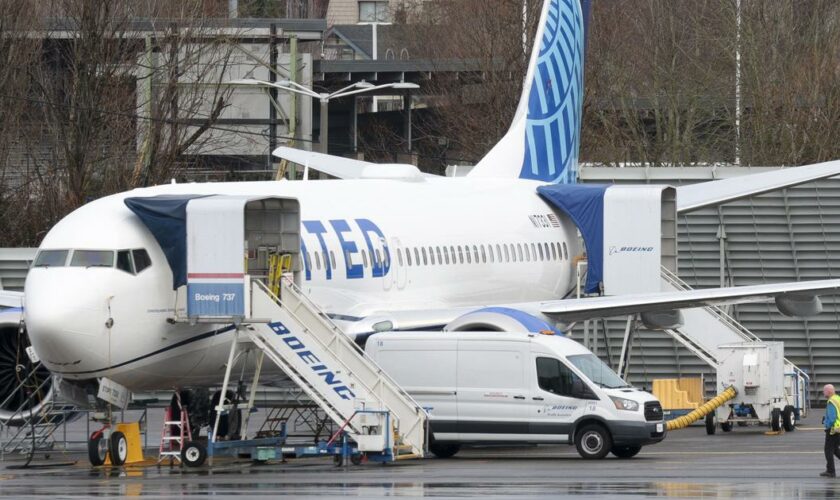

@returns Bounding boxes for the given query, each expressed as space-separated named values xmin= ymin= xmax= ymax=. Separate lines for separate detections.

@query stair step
xmin=161 ymin=436 xmax=183 ymax=441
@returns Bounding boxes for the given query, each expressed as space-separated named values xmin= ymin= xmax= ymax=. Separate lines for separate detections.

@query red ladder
xmin=158 ymin=394 xmax=192 ymax=464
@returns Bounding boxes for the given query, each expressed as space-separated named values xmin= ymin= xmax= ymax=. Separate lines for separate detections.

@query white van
xmin=365 ymin=331 xmax=665 ymax=459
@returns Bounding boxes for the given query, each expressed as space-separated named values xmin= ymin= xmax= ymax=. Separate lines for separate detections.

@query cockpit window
xmin=70 ymin=250 xmax=114 ymax=268
xmin=132 ymin=249 xmax=151 ymax=273
xmin=34 ymin=250 xmax=69 ymax=267
xmin=116 ymin=250 xmax=134 ymax=274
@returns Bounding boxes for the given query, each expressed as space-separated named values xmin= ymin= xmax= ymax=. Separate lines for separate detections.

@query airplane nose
xmin=24 ymin=270 xmax=110 ymax=373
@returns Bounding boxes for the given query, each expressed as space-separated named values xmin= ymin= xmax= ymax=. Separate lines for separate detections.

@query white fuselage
xmin=24 ymin=177 xmax=583 ymax=390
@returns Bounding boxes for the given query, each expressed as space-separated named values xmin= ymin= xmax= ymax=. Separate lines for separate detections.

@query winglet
xmin=273 ymin=147 xmax=427 ymax=181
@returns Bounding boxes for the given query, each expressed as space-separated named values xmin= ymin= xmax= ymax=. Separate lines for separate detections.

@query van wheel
xmin=610 ymin=445 xmax=641 ymax=459
xmin=770 ymin=408 xmax=782 ymax=432
xmin=429 ymin=442 xmax=460 ymax=459
xmin=575 ymin=424 xmax=611 ymax=460
xmin=721 ymin=421 xmax=733 ymax=432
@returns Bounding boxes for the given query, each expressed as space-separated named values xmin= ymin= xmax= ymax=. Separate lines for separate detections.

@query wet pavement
xmin=3 ymin=418 xmax=840 ymax=498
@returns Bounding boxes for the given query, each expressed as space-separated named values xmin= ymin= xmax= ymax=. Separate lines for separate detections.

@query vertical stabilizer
xmin=468 ymin=0 xmax=588 ymax=183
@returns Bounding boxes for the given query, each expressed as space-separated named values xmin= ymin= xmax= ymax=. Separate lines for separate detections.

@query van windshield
xmin=567 ymin=354 xmax=629 ymax=389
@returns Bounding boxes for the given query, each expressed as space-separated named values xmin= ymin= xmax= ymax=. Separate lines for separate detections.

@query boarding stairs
xmin=0 ymin=364 xmax=68 ymax=461
xmin=241 ymin=277 xmax=427 ymax=460
xmin=657 ymin=267 xmax=809 ymax=411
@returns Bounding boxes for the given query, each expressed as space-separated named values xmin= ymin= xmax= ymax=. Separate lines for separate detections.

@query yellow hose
xmin=666 ymin=386 xmax=737 ymax=431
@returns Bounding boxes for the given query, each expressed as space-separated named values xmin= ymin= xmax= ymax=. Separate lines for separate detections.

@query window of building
xmin=358 ymin=1 xmax=390 ymax=23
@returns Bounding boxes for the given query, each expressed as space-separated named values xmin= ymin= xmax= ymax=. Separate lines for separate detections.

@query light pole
xmin=229 ymin=79 xmax=419 ymax=154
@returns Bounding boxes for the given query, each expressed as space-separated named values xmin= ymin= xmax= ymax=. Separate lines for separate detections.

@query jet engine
xmin=444 ymin=307 xmax=562 ymax=334
xmin=0 ymin=311 xmax=54 ymax=425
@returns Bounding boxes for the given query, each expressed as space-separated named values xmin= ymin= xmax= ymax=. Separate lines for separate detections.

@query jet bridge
xmin=125 ymin=194 xmax=427 ymax=464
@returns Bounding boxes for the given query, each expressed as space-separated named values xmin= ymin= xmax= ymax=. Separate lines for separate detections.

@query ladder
xmin=245 ymin=278 xmax=427 ymax=459
xmin=0 ymin=366 xmax=64 ymax=461
xmin=158 ymin=396 xmax=192 ymax=464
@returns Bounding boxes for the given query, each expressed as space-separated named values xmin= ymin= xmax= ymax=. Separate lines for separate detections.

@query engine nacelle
xmin=0 ymin=308 xmax=54 ymax=425
xmin=444 ymin=307 xmax=561 ymax=334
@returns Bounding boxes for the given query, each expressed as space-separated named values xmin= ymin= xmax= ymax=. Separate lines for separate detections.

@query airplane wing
xmin=341 ymin=279 xmax=840 ymax=335
xmin=273 ymin=147 xmax=438 ymax=181
xmin=537 ymin=279 xmax=840 ymax=322
xmin=677 ymin=159 xmax=840 ymax=213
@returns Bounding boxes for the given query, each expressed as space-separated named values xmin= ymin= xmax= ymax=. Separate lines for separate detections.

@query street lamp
xmin=228 ymin=78 xmax=419 ymax=154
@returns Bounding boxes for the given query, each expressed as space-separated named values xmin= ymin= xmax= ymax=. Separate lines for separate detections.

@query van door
xmin=456 ymin=341 xmax=530 ymax=441
xmin=527 ymin=354 xmax=595 ymax=442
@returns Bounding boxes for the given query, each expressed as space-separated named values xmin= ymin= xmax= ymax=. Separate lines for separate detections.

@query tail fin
xmin=468 ymin=0 xmax=588 ymax=183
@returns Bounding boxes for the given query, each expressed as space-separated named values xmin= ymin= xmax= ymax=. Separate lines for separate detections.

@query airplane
xmin=3 ymin=0 xmax=840 ymax=433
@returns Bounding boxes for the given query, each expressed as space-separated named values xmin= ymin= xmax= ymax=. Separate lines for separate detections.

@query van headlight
xmin=610 ymin=396 xmax=639 ymax=412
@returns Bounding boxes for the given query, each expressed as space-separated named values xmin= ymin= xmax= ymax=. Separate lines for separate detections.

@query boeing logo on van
xmin=301 ymin=218 xmax=390 ymax=281
xmin=608 ymin=246 xmax=655 ymax=256
xmin=269 ymin=321 xmax=356 ymax=400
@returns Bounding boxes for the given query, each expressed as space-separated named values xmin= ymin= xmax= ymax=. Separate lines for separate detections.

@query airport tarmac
xmin=2 ymin=417 xmax=839 ymax=499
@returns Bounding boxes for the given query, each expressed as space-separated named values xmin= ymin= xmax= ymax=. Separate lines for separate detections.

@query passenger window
xmin=563 ymin=242 xmax=569 ymax=260
xmin=551 ymin=243 xmax=558 ymax=261
xmin=132 ymin=249 xmax=152 ymax=273
xmin=480 ymin=245 xmax=487 ymax=263
xmin=314 ymin=251 xmax=322 ymax=270
xmin=436 ymin=246 xmax=443 ymax=264
xmin=414 ymin=248 xmax=420 ymax=265
xmin=397 ymin=248 xmax=404 ymax=266
xmin=516 ymin=244 xmax=523 ymax=262
xmin=536 ymin=357 xmax=591 ymax=398
xmin=488 ymin=245 xmax=494 ymax=263
xmin=375 ymin=249 xmax=382 ymax=267
xmin=70 ymin=250 xmax=115 ymax=268
xmin=443 ymin=246 xmax=450 ymax=265
xmin=421 ymin=247 xmax=428 ymax=265
xmin=116 ymin=250 xmax=134 ymax=274
xmin=406 ymin=248 xmax=413 ymax=266
xmin=538 ymin=243 xmax=544 ymax=261
xmin=524 ymin=244 xmax=531 ymax=262
xmin=34 ymin=249 xmax=69 ymax=267
xmin=428 ymin=246 xmax=435 ymax=265
xmin=330 ymin=251 xmax=337 ymax=270
xmin=496 ymin=244 xmax=502 ymax=262
xmin=531 ymin=243 xmax=537 ymax=261
xmin=457 ymin=246 xmax=464 ymax=264
xmin=543 ymin=243 xmax=550 ymax=260
xmin=465 ymin=245 xmax=471 ymax=264
xmin=362 ymin=249 xmax=369 ymax=268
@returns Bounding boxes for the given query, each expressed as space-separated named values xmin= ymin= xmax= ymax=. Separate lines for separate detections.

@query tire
xmin=721 ymin=422 xmax=733 ymax=432
xmin=705 ymin=413 xmax=716 ymax=435
xmin=109 ymin=431 xmax=128 ymax=466
xmin=209 ymin=391 xmax=240 ymax=440
xmin=429 ymin=442 xmax=460 ymax=458
xmin=350 ymin=454 xmax=363 ymax=466
xmin=770 ymin=408 xmax=782 ymax=432
xmin=782 ymin=405 xmax=796 ymax=432
xmin=610 ymin=445 xmax=641 ymax=459
xmin=181 ymin=441 xmax=207 ymax=467
xmin=575 ymin=424 xmax=612 ymax=460
xmin=87 ymin=433 xmax=108 ymax=466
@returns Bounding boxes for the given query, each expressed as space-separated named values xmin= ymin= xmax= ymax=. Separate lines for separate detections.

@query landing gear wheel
xmin=770 ymin=408 xmax=782 ymax=432
xmin=721 ymin=422 xmax=733 ymax=432
xmin=610 ymin=445 xmax=641 ymax=459
xmin=109 ymin=431 xmax=128 ymax=466
xmin=87 ymin=433 xmax=108 ymax=466
xmin=705 ymin=413 xmax=716 ymax=435
xmin=783 ymin=405 xmax=796 ymax=432
xmin=429 ymin=442 xmax=460 ymax=459
xmin=181 ymin=441 xmax=207 ymax=467
xmin=575 ymin=424 xmax=612 ymax=460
